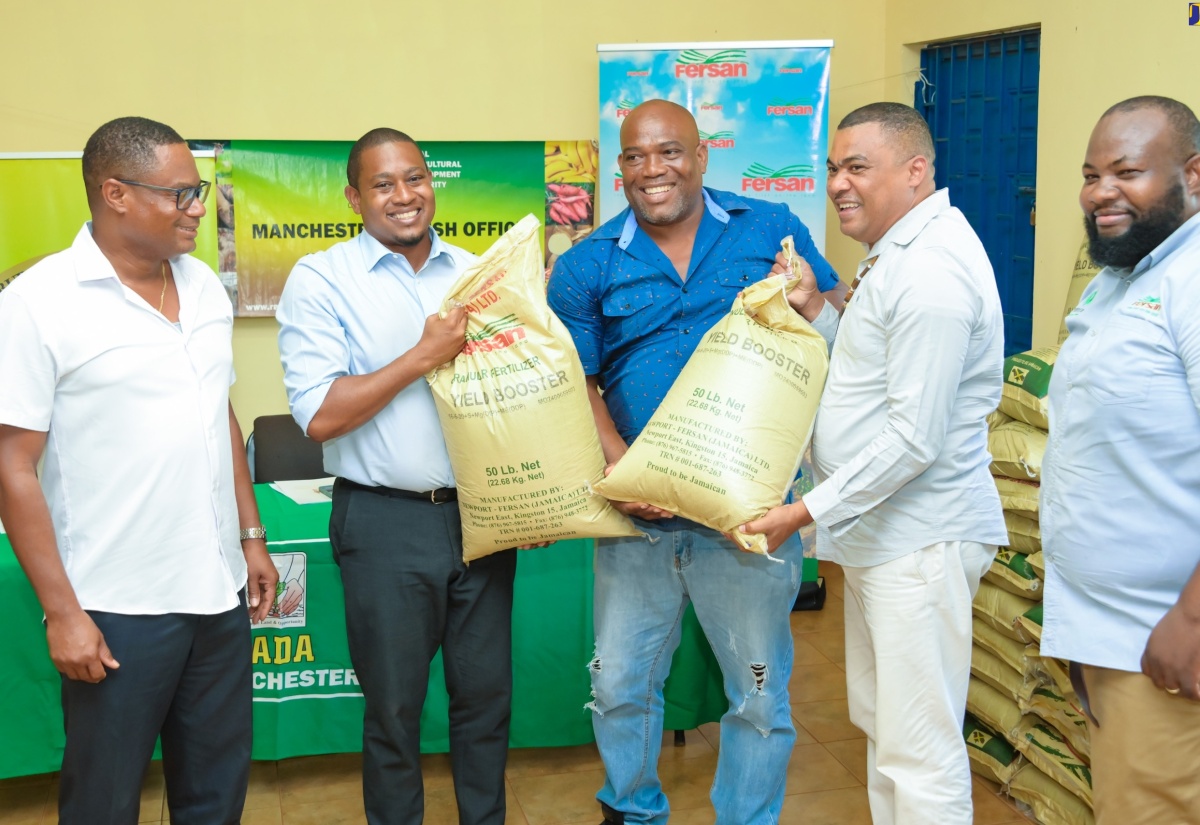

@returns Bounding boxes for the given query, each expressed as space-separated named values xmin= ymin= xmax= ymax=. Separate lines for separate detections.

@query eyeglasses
xmin=117 ymin=179 xmax=211 ymax=210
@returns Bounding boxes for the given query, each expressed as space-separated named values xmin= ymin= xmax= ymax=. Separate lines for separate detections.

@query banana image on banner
xmin=427 ymin=215 xmax=641 ymax=561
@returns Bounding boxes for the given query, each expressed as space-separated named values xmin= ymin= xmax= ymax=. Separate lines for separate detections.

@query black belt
xmin=334 ymin=477 xmax=458 ymax=504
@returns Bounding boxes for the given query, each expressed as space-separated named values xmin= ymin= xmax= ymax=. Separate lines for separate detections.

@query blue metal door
xmin=917 ymin=30 xmax=1040 ymax=355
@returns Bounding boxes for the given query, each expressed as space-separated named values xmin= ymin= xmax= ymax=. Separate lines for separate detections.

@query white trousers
xmin=842 ymin=541 xmax=996 ymax=825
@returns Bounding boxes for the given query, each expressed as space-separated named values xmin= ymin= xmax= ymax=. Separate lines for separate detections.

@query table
xmin=0 ymin=484 xmax=726 ymax=779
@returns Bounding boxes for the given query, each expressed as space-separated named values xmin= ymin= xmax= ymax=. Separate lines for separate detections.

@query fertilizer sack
xmin=999 ymin=347 xmax=1058 ymax=431
xmin=595 ymin=255 xmax=829 ymax=554
xmin=428 ymin=215 xmax=640 ymax=560
xmin=1058 ymin=237 xmax=1102 ymax=346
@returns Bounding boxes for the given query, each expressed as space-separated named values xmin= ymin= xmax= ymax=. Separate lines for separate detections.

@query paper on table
xmin=269 ymin=477 xmax=336 ymax=506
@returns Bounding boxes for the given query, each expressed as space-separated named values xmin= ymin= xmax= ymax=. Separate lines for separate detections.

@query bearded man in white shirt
xmin=745 ymin=102 xmax=1007 ymax=825
xmin=0 ymin=117 xmax=277 ymax=825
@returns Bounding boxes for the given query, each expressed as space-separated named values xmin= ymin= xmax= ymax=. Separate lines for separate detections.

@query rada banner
xmin=597 ymin=40 xmax=832 ymax=250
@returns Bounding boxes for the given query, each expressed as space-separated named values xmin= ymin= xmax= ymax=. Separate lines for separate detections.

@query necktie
xmin=843 ymin=255 xmax=879 ymax=306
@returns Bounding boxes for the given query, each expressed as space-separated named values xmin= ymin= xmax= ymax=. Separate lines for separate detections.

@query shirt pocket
xmin=601 ymin=283 xmax=656 ymax=318
xmin=1080 ymin=313 xmax=1166 ymax=405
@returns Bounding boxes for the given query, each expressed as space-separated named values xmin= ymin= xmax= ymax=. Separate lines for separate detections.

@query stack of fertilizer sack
xmin=967 ymin=334 xmax=1099 ymax=822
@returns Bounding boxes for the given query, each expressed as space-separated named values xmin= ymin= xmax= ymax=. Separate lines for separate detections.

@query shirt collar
xmin=594 ymin=187 xmax=749 ymax=247
xmin=357 ymin=226 xmax=450 ymax=273
xmin=1126 ymin=208 xmax=1200 ymax=277
xmin=864 ymin=188 xmax=952 ymax=258
xmin=72 ymin=222 xmax=191 ymax=291
xmin=73 ymin=222 xmax=123 ymax=283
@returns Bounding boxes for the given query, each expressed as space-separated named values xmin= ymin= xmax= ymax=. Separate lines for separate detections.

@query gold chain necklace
xmin=158 ymin=260 xmax=168 ymax=313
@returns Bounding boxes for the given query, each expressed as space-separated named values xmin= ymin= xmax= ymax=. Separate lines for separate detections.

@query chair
xmin=248 ymin=414 xmax=326 ymax=483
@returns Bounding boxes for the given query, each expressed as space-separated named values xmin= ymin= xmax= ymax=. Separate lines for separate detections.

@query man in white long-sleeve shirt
xmin=744 ymin=102 xmax=1007 ymax=825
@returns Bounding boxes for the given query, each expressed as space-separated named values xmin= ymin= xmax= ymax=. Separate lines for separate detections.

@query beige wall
xmin=2 ymin=0 xmax=885 ymax=431
xmin=885 ymin=0 xmax=1200 ymax=347
xmin=3 ymin=0 xmax=1196 ymax=431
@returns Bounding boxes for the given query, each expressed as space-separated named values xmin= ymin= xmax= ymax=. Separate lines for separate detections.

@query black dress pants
xmin=58 ymin=591 xmax=252 ymax=825
xmin=330 ymin=482 xmax=517 ymax=825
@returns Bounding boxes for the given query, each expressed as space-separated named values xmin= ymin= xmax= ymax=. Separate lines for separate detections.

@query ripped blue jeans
xmin=589 ymin=519 xmax=802 ymax=825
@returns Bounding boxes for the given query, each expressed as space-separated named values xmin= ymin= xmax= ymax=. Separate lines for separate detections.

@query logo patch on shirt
xmin=1130 ymin=295 xmax=1163 ymax=314
xmin=1007 ymin=366 xmax=1029 ymax=386
xmin=1067 ymin=291 xmax=1097 ymax=318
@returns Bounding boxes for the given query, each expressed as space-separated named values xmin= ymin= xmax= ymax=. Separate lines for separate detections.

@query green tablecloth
xmin=0 ymin=484 xmax=726 ymax=779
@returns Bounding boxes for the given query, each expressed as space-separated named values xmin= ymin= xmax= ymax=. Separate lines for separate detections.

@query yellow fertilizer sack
xmin=595 ymin=262 xmax=829 ymax=554
xmin=1027 ymin=644 xmax=1078 ymax=705
xmin=1020 ymin=685 xmax=1091 ymax=761
xmin=1009 ymin=763 xmax=1096 ymax=825
xmin=974 ymin=580 xmax=1039 ymax=642
xmin=999 ymin=347 xmax=1058 ymax=431
xmin=1014 ymin=716 xmax=1093 ymax=806
xmin=972 ymin=645 xmax=1028 ymax=704
xmin=1027 ymin=550 xmax=1045 ymax=579
xmin=428 ymin=215 xmax=640 ymax=560
xmin=987 ymin=409 xmax=1014 ymax=431
xmin=1004 ymin=511 xmax=1041 ymax=555
xmin=994 ymin=476 xmax=1040 ymax=520
xmin=965 ymin=713 xmax=1022 ymax=785
xmin=986 ymin=547 xmax=1042 ymax=598
xmin=1016 ymin=602 xmax=1044 ymax=644
xmin=1058 ymin=237 xmax=1102 ymax=346
xmin=989 ymin=420 xmax=1047 ymax=481
xmin=973 ymin=617 xmax=1032 ymax=676
xmin=967 ymin=676 xmax=1023 ymax=746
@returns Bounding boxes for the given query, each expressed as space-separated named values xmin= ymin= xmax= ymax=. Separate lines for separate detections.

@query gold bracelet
xmin=239 ymin=526 xmax=267 ymax=541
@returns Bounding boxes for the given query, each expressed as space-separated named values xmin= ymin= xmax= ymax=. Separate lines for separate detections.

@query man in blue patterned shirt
xmin=548 ymin=99 xmax=844 ymax=825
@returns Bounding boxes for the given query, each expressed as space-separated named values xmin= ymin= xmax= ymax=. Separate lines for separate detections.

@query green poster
xmin=228 ymin=141 xmax=546 ymax=316
xmin=0 ymin=154 xmax=219 ymax=290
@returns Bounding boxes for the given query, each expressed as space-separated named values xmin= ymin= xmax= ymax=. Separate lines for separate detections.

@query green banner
xmin=0 ymin=485 xmax=725 ymax=776
xmin=227 ymin=141 xmax=549 ymax=316
xmin=0 ymin=154 xmax=218 ymax=291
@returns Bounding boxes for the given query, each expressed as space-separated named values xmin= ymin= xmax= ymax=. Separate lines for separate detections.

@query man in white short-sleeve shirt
xmin=0 ymin=116 xmax=277 ymax=825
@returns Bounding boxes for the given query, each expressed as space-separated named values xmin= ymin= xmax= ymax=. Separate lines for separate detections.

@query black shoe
xmin=600 ymin=802 xmax=625 ymax=824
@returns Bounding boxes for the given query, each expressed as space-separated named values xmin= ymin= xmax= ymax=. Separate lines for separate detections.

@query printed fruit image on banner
xmin=544 ymin=140 xmax=599 ymax=281
xmin=545 ymin=140 xmax=598 ymax=183
xmin=427 ymin=215 xmax=640 ymax=561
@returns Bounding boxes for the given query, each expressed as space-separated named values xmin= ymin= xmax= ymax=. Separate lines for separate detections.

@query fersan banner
xmin=597 ymin=40 xmax=832 ymax=251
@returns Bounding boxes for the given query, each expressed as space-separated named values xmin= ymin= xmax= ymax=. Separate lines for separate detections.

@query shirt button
xmin=683 ymin=328 xmax=691 ymax=334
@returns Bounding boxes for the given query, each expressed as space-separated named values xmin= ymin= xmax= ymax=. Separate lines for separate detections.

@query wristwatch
xmin=239 ymin=526 xmax=267 ymax=542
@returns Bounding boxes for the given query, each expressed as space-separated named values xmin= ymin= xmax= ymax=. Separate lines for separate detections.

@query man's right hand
xmin=46 ymin=610 xmax=119 ymax=683
xmin=416 ymin=305 xmax=468 ymax=369
xmin=603 ymin=463 xmax=674 ymax=521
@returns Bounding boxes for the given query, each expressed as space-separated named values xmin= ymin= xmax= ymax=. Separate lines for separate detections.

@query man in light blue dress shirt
xmin=1041 ymin=96 xmax=1200 ymax=824
xmin=277 ymin=129 xmax=516 ymax=825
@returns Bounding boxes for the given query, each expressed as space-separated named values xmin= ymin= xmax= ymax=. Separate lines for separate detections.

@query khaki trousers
xmin=1082 ymin=665 xmax=1200 ymax=825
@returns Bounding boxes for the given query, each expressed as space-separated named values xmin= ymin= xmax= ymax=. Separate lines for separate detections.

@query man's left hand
xmin=1142 ymin=604 xmax=1200 ymax=700
xmin=515 ymin=541 xmax=555 ymax=550
xmin=783 ymin=256 xmax=824 ymax=321
xmin=244 ymin=540 xmax=279 ymax=623
xmin=735 ymin=501 xmax=812 ymax=554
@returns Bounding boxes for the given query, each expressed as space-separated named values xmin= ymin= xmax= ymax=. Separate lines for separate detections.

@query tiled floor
xmin=0 ymin=563 xmax=1035 ymax=825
